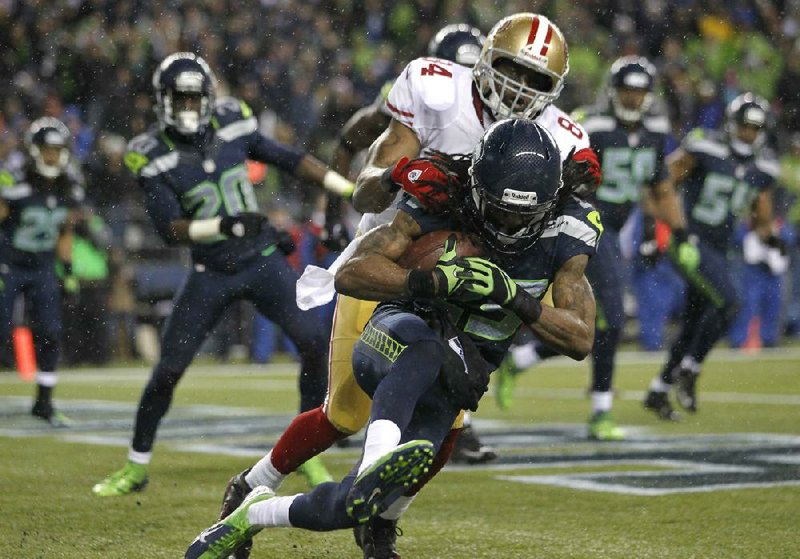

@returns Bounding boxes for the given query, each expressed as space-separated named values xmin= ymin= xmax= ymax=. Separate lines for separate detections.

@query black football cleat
xmin=674 ymin=368 xmax=699 ymax=413
xmin=451 ymin=425 xmax=497 ymax=464
xmin=643 ymin=390 xmax=681 ymax=422
xmin=218 ymin=468 xmax=253 ymax=559
xmin=354 ymin=516 xmax=402 ymax=559
xmin=31 ymin=401 xmax=72 ymax=428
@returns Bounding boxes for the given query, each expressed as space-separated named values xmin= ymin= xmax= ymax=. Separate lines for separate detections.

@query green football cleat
xmin=346 ymin=440 xmax=434 ymax=525
xmin=297 ymin=456 xmax=334 ymax=488
xmin=494 ymin=355 xmax=520 ymax=411
xmin=588 ymin=411 xmax=625 ymax=441
xmin=185 ymin=486 xmax=275 ymax=559
xmin=92 ymin=461 xmax=149 ymax=497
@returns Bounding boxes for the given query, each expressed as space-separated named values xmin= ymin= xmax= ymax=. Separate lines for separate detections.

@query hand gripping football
xmin=397 ymin=230 xmax=484 ymax=270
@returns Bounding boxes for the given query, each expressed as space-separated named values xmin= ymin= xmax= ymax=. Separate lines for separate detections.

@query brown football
xmin=397 ymin=230 xmax=485 ymax=270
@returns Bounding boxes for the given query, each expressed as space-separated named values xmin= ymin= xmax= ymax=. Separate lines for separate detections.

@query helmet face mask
xmin=25 ymin=117 xmax=71 ymax=179
xmin=473 ymin=13 xmax=568 ymax=119
xmin=465 ymin=119 xmax=563 ymax=255
xmin=153 ymin=53 xmax=217 ymax=136
xmin=725 ymin=92 xmax=769 ymax=156
xmin=608 ymin=55 xmax=656 ymax=123
xmin=427 ymin=23 xmax=485 ymax=67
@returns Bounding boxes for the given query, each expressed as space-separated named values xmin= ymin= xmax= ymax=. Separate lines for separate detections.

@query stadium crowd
xmin=2 ymin=0 xmax=800 ymax=366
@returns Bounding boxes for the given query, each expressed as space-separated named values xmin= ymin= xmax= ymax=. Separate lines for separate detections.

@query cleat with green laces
xmin=297 ymin=456 xmax=334 ymax=488
xmin=185 ymin=486 xmax=275 ymax=559
xmin=346 ymin=440 xmax=434 ymax=525
xmin=494 ymin=355 xmax=520 ymax=411
xmin=92 ymin=461 xmax=149 ymax=497
xmin=588 ymin=411 xmax=625 ymax=441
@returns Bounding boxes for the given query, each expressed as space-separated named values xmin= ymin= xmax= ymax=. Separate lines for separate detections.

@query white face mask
xmin=174 ymin=110 xmax=201 ymax=134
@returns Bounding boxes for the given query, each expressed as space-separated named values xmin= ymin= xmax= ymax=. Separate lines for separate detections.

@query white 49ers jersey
xmin=386 ymin=57 xmax=590 ymax=162
xmin=296 ymin=56 xmax=590 ymax=309
xmin=356 ymin=57 xmax=590 ymax=233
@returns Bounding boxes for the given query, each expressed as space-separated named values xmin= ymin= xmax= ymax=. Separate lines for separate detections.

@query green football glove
xmin=406 ymin=235 xmax=481 ymax=302
xmin=457 ymin=257 xmax=518 ymax=306
xmin=669 ymin=229 xmax=700 ymax=274
xmin=432 ymin=235 xmax=465 ymax=296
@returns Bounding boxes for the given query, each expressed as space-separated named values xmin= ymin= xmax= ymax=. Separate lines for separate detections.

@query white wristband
xmin=188 ymin=217 xmax=222 ymax=240
xmin=323 ymin=170 xmax=355 ymax=196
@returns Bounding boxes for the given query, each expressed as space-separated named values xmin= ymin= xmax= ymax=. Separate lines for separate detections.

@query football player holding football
xmin=218 ymin=13 xmax=600 ymax=558
xmin=322 ymin=23 xmax=497 ymax=467
xmin=186 ymin=118 xmax=600 ymax=559
xmin=0 ymin=117 xmax=85 ymax=427
xmin=91 ymin=52 xmax=354 ymax=497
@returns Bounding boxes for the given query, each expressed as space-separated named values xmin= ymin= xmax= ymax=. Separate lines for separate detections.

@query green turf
xmin=1 ymin=348 xmax=798 ymax=558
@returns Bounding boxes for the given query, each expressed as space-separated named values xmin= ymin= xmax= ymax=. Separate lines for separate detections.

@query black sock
xmin=36 ymin=384 xmax=53 ymax=405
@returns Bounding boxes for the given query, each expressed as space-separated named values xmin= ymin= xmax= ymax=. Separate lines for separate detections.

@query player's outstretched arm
xmin=293 ymin=153 xmax=354 ymax=198
xmin=352 ymin=118 xmax=421 ymax=214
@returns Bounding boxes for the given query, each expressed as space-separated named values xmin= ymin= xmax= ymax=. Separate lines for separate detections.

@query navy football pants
xmin=0 ymin=264 xmax=61 ymax=371
xmin=287 ymin=307 xmax=460 ymax=531
xmin=585 ymin=229 xmax=626 ymax=394
xmin=660 ymin=241 xmax=739 ymax=382
xmin=131 ymin=251 xmax=329 ymax=453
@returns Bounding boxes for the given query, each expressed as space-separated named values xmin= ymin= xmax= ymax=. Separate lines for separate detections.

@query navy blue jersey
xmin=679 ymin=129 xmax=778 ymax=251
xmin=0 ymin=165 xmax=84 ymax=269
xmin=124 ymin=96 xmax=305 ymax=272
xmin=575 ymin=108 xmax=671 ymax=232
xmin=395 ymin=193 xmax=601 ymax=367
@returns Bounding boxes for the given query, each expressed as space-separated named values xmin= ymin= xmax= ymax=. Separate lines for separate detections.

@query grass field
xmin=1 ymin=348 xmax=799 ymax=558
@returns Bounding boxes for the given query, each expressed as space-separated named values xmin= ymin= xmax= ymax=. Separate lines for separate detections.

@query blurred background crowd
xmin=2 ymin=0 xmax=800 ymax=365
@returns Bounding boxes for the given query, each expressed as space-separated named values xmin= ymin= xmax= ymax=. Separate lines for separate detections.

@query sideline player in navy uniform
xmin=643 ymin=92 xmax=778 ymax=420
xmin=92 ymin=52 xmax=355 ymax=497
xmin=0 ymin=117 xmax=84 ymax=427
xmin=185 ymin=120 xmax=600 ymax=559
xmin=494 ymin=56 xmax=672 ymax=440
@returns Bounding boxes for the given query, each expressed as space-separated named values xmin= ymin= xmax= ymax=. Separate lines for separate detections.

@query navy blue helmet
xmin=725 ymin=92 xmax=769 ymax=156
xmin=428 ymin=24 xmax=485 ymax=67
xmin=466 ymin=119 xmax=563 ymax=254
xmin=25 ymin=117 xmax=71 ymax=178
xmin=152 ymin=52 xmax=217 ymax=136
xmin=608 ymin=55 xmax=657 ymax=123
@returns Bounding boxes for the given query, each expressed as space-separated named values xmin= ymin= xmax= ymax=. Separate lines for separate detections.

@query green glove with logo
xmin=456 ymin=257 xmax=518 ymax=305
xmin=406 ymin=235 xmax=478 ymax=301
